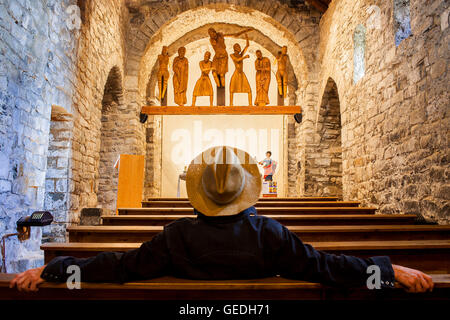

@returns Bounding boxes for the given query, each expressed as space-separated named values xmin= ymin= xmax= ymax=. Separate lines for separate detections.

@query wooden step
xmin=67 ymin=225 xmax=450 ymax=243
xmin=102 ymin=214 xmax=417 ymax=226
xmin=147 ymin=197 xmax=340 ymax=202
xmin=141 ymin=201 xmax=361 ymax=208
xmin=41 ymin=240 xmax=450 ymax=273
xmin=119 ymin=207 xmax=377 ymax=216
xmin=2 ymin=273 xmax=449 ymax=300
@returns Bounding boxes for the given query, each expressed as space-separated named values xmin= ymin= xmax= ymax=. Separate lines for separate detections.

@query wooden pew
xmin=142 ymin=201 xmax=361 ymax=208
xmin=41 ymin=240 xmax=450 ymax=273
xmin=147 ymin=197 xmax=340 ymax=202
xmin=102 ymin=214 xmax=418 ymax=226
xmin=1 ymin=273 xmax=449 ymax=300
xmin=118 ymin=207 xmax=377 ymax=216
xmin=67 ymin=225 xmax=450 ymax=243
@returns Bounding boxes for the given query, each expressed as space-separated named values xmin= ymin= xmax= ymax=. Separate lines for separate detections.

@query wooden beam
xmin=308 ymin=0 xmax=328 ymax=13
xmin=141 ymin=106 xmax=301 ymax=115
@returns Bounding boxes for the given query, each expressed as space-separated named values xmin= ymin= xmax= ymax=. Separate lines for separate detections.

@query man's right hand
xmin=392 ymin=264 xmax=434 ymax=293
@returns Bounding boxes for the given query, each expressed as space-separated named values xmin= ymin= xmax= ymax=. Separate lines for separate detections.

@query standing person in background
xmin=259 ymin=151 xmax=275 ymax=181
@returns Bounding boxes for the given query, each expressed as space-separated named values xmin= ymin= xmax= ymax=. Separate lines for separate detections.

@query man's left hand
xmin=9 ymin=265 xmax=46 ymax=292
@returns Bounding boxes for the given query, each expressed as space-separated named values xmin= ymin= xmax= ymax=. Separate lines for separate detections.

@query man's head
xmin=161 ymin=46 xmax=168 ymax=55
xmin=266 ymin=151 xmax=272 ymax=158
xmin=186 ymin=146 xmax=262 ymax=217
xmin=233 ymin=43 xmax=241 ymax=53
xmin=256 ymin=50 xmax=262 ymax=59
xmin=281 ymin=46 xmax=288 ymax=55
xmin=204 ymin=51 xmax=211 ymax=61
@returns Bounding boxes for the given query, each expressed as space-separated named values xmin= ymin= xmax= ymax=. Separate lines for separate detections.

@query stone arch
xmin=98 ymin=66 xmax=124 ymax=211
xmin=306 ymin=77 xmax=342 ymax=197
xmin=127 ymin=2 xmax=318 ymax=99
xmin=394 ymin=0 xmax=412 ymax=46
xmin=353 ymin=24 xmax=366 ymax=84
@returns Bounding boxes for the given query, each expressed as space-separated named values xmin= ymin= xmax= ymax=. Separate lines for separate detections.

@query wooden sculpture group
xmin=157 ymin=28 xmax=289 ymax=107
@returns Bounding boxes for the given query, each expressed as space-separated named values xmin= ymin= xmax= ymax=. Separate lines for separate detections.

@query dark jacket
xmin=42 ymin=207 xmax=395 ymax=288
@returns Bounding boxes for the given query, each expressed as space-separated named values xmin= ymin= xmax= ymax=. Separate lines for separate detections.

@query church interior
xmin=0 ymin=0 xmax=449 ymax=301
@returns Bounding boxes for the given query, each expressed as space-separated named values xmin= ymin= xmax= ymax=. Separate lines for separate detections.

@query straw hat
xmin=186 ymin=146 xmax=262 ymax=216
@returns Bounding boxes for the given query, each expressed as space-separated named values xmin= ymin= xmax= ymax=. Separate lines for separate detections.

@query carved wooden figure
xmin=208 ymin=27 xmax=253 ymax=88
xmin=192 ymin=51 xmax=214 ymax=107
xmin=157 ymin=46 xmax=170 ymax=102
xmin=172 ymin=47 xmax=189 ymax=106
xmin=276 ymin=46 xmax=289 ymax=98
xmin=230 ymin=35 xmax=252 ymax=107
xmin=254 ymin=50 xmax=271 ymax=106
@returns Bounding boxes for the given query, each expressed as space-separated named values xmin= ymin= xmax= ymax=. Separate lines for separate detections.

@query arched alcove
xmin=98 ymin=67 xmax=124 ymax=211
xmin=307 ymin=78 xmax=342 ymax=197
xmin=353 ymin=24 xmax=366 ymax=84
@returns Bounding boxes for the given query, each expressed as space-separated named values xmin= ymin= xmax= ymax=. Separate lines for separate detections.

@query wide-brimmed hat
xmin=186 ymin=146 xmax=262 ymax=216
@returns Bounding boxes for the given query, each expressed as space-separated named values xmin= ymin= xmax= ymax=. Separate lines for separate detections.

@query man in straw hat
xmin=11 ymin=146 xmax=433 ymax=293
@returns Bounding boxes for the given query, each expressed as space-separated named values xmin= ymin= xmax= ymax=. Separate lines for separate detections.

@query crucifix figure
xmin=230 ymin=34 xmax=252 ymax=107
xmin=157 ymin=46 xmax=170 ymax=103
xmin=276 ymin=46 xmax=289 ymax=98
xmin=208 ymin=27 xmax=253 ymax=88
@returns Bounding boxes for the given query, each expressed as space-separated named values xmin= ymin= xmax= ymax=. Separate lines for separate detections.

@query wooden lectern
xmin=114 ymin=155 xmax=145 ymax=213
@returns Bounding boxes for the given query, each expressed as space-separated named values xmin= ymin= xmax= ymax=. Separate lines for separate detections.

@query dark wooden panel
xmin=141 ymin=201 xmax=361 ymax=208
xmin=119 ymin=207 xmax=377 ymax=216
xmin=102 ymin=214 xmax=417 ymax=226
xmin=67 ymin=225 xmax=450 ymax=243
xmin=147 ymin=197 xmax=339 ymax=202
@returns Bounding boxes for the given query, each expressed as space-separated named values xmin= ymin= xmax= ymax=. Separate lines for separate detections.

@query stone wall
xmin=318 ymin=0 xmax=449 ymax=223
xmin=0 ymin=0 xmax=79 ymax=272
xmin=68 ymin=0 xmax=130 ymax=223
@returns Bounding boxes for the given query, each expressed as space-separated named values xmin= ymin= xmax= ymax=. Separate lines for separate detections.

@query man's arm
xmin=270 ymin=224 xmax=433 ymax=292
xmin=10 ymin=232 xmax=170 ymax=292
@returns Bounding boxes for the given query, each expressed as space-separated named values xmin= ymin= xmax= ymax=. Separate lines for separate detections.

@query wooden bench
xmin=142 ymin=201 xmax=361 ymax=208
xmin=41 ymin=240 xmax=450 ymax=273
xmin=119 ymin=207 xmax=378 ymax=216
xmin=67 ymin=225 xmax=450 ymax=243
xmin=147 ymin=197 xmax=340 ymax=202
xmin=1 ymin=273 xmax=449 ymax=300
xmin=102 ymin=214 xmax=417 ymax=226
